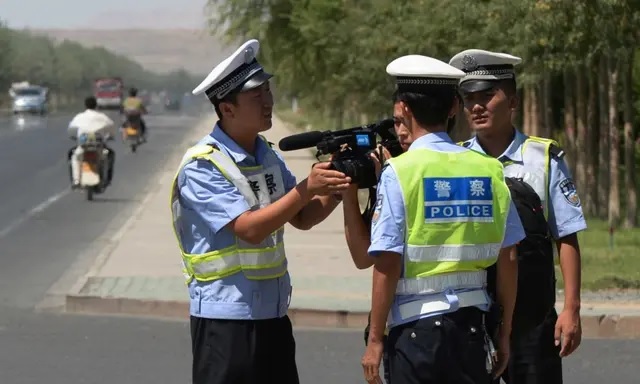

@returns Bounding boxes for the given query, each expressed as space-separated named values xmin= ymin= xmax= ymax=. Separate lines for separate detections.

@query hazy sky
xmin=1 ymin=0 xmax=210 ymax=29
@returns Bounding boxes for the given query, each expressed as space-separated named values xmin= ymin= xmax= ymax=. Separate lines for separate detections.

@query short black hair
xmin=499 ymin=78 xmax=517 ymax=96
xmin=212 ymin=91 xmax=240 ymax=119
xmin=392 ymin=85 xmax=457 ymax=127
xmin=129 ymin=87 xmax=138 ymax=97
xmin=84 ymin=96 xmax=97 ymax=110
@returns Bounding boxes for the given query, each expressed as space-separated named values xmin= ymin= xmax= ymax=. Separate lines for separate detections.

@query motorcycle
xmin=75 ymin=133 xmax=113 ymax=201
xmin=122 ymin=113 xmax=143 ymax=153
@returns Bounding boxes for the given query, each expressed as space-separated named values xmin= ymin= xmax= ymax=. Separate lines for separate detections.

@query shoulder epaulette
xmin=549 ymin=143 xmax=565 ymax=159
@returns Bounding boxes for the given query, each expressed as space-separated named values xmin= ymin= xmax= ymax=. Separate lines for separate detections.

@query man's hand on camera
xmin=370 ymin=145 xmax=392 ymax=179
xmin=306 ymin=162 xmax=351 ymax=196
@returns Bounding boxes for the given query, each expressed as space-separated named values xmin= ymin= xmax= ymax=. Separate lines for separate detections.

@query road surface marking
xmin=0 ymin=189 xmax=69 ymax=239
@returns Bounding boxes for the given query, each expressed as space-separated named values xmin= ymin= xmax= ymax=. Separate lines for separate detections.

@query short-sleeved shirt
xmin=122 ymin=97 xmax=144 ymax=113
xmin=176 ymin=123 xmax=297 ymax=320
xmin=368 ymin=132 xmax=526 ymax=326
xmin=464 ymin=129 xmax=587 ymax=239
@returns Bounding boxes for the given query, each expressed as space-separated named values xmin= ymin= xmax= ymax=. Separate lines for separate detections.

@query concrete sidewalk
xmin=65 ymin=114 xmax=640 ymax=339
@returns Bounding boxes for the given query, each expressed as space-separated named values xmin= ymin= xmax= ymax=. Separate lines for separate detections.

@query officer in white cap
xmin=169 ymin=39 xmax=352 ymax=384
xmin=361 ymin=54 xmax=524 ymax=384
xmin=450 ymin=49 xmax=586 ymax=384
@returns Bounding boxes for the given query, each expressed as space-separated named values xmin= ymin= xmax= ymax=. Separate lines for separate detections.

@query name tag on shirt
xmin=423 ymin=177 xmax=494 ymax=223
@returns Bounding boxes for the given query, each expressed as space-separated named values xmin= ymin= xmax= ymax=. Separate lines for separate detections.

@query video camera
xmin=278 ymin=118 xmax=401 ymax=188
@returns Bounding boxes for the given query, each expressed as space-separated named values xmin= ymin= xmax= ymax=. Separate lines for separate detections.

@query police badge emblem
xmin=372 ymin=194 xmax=383 ymax=224
xmin=462 ymin=54 xmax=478 ymax=72
xmin=559 ymin=178 xmax=580 ymax=207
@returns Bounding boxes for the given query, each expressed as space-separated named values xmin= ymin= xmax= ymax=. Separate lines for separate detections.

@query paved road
xmin=0 ymin=310 xmax=636 ymax=384
xmin=0 ymin=110 xmax=204 ymax=311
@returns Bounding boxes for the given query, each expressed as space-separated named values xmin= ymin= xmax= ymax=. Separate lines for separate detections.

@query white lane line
xmin=0 ymin=189 xmax=70 ymax=239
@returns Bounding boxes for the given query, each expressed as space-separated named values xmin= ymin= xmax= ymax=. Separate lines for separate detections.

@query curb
xmin=63 ymin=294 xmax=640 ymax=338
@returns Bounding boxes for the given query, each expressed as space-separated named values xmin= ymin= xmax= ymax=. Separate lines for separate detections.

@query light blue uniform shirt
xmin=176 ymin=124 xmax=297 ymax=320
xmin=368 ymin=132 xmax=526 ymax=327
xmin=464 ymin=129 xmax=587 ymax=239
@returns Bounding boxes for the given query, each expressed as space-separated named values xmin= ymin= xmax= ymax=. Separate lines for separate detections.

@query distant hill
xmin=32 ymin=29 xmax=235 ymax=76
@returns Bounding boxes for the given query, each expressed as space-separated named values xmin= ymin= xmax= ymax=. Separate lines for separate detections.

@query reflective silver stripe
xmin=520 ymin=140 xmax=548 ymax=206
xmin=395 ymin=270 xmax=487 ymax=295
xmin=406 ymin=243 xmax=502 ymax=262
xmin=397 ymin=289 xmax=489 ymax=320
xmin=205 ymin=150 xmax=259 ymax=208
xmin=244 ymin=258 xmax=288 ymax=279
xmin=191 ymin=241 xmax=286 ymax=276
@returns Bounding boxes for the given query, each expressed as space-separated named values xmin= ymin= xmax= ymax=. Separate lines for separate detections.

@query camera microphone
xmin=278 ymin=130 xmax=325 ymax=151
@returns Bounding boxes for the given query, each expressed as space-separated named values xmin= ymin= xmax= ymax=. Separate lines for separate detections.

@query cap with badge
xmin=192 ymin=39 xmax=273 ymax=103
xmin=386 ymin=54 xmax=465 ymax=92
xmin=448 ymin=49 xmax=522 ymax=93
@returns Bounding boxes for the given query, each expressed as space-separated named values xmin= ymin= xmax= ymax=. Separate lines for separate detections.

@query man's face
xmin=393 ymin=101 xmax=414 ymax=152
xmin=461 ymin=84 xmax=513 ymax=133
xmin=225 ymin=81 xmax=274 ymax=132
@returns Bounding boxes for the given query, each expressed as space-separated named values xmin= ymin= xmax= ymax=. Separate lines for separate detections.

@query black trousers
xmin=191 ymin=315 xmax=299 ymax=384
xmin=493 ymin=308 xmax=563 ymax=384
xmin=386 ymin=307 xmax=490 ymax=384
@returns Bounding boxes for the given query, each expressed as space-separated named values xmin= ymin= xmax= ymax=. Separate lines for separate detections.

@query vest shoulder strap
xmin=524 ymin=136 xmax=565 ymax=159
xmin=180 ymin=143 xmax=259 ymax=208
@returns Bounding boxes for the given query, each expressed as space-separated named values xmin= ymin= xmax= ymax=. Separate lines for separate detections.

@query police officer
xmin=170 ymin=39 xmax=352 ymax=384
xmin=449 ymin=49 xmax=587 ymax=384
xmin=362 ymin=54 xmax=525 ymax=384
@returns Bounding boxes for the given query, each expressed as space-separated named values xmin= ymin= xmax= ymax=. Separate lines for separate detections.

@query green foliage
xmin=0 ymin=23 xmax=202 ymax=108
xmin=205 ymin=0 xmax=640 ymax=123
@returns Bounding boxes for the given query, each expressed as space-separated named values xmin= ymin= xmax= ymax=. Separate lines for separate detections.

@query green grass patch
xmin=564 ymin=218 xmax=640 ymax=291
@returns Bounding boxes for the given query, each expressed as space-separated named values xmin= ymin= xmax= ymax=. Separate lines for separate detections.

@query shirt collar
xmin=466 ymin=128 xmax=526 ymax=162
xmin=209 ymin=122 xmax=269 ymax=164
xmin=407 ymin=132 xmax=454 ymax=151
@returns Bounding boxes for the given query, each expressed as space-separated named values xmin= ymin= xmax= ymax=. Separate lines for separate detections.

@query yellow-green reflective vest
xmin=169 ymin=138 xmax=287 ymax=283
xmin=387 ymin=148 xmax=511 ymax=295
xmin=458 ymin=136 xmax=558 ymax=216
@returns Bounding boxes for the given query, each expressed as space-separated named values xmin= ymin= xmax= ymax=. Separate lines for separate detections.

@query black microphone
xmin=278 ymin=130 xmax=325 ymax=151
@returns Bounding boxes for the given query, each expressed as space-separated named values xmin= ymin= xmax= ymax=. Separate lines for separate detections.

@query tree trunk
xmin=523 ymin=86 xmax=532 ymax=135
xmin=529 ymin=85 xmax=540 ymax=136
xmin=598 ymin=55 xmax=610 ymax=219
xmin=608 ymin=56 xmax=621 ymax=227
xmin=575 ymin=65 xmax=588 ymax=205
xmin=622 ymin=49 xmax=637 ymax=228
xmin=586 ymin=59 xmax=599 ymax=217
xmin=542 ymin=72 xmax=554 ymax=138
xmin=563 ymin=68 xmax=577 ymax=176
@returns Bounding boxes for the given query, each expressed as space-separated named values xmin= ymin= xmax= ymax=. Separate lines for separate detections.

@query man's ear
xmin=448 ymin=98 xmax=460 ymax=119
xmin=220 ymin=101 xmax=235 ymax=119
xmin=508 ymin=92 xmax=519 ymax=111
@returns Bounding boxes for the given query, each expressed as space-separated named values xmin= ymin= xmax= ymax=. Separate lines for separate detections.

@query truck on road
xmin=94 ymin=77 xmax=124 ymax=110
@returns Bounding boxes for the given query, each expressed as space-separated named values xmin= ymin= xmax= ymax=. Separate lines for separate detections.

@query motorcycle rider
xmin=67 ymin=96 xmax=117 ymax=188
xmin=121 ymin=87 xmax=148 ymax=140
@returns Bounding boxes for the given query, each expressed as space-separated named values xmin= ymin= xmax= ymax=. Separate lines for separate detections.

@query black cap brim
xmin=459 ymin=80 xmax=496 ymax=94
xmin=239 ymin=70 xmax=273 ymax=93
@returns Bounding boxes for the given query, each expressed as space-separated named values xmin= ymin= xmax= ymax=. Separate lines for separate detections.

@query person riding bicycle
xmin=121 ymin=87 xmax=148 ymax=140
